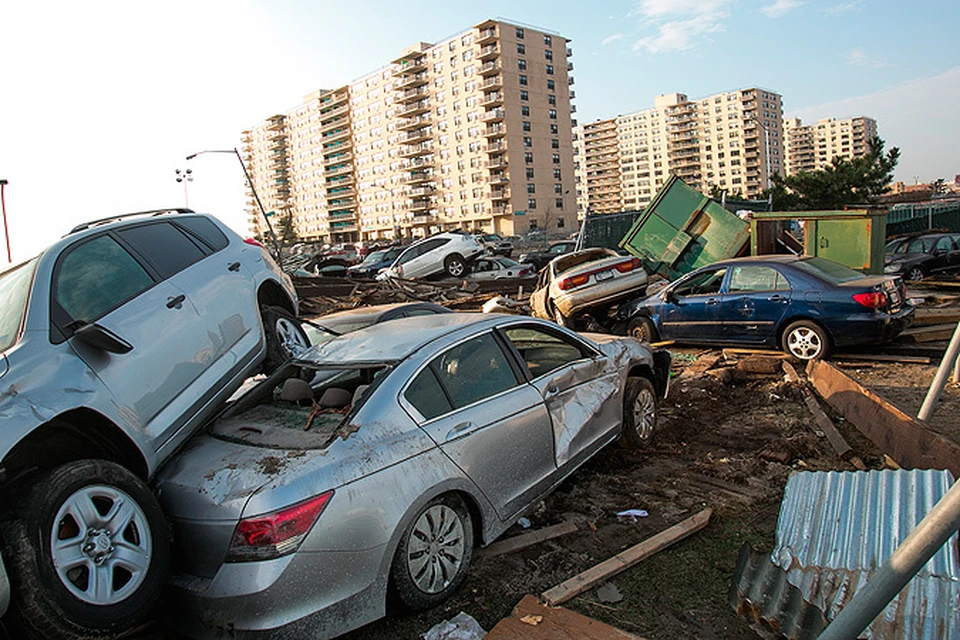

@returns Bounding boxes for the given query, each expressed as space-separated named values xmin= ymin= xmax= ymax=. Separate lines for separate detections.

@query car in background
xmin=466 ymin=256 xmax=535 ymax=281
xmin=302 ymin=302 xmax=451 ymax=346
xmin=347 ymin=246 xmax=404 ymax=278
xmin=530 ymin=248 xmax=649 ymax=327
xmin=378 ymin=232 xmax=484 ymax=280
xmin=475 ymin=233 xmax=514 ymax=257
xmin=518 ymin=240 xmax=578 ymax=272
xmin=621 ymin=255 xmax=914 ymax=360
xmin=155 ymin=313 xmax=671 ymax=639
xmin=0 ymin=209 xmax=305 ymax=639
xmin=884 ymin=232 xmax=960 ymax=281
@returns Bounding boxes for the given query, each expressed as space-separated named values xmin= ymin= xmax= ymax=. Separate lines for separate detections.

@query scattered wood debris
xmin=486 ymin=595 xmax=644 ymax=640
xmin=476 ymin=521 xmax=579 ymax=559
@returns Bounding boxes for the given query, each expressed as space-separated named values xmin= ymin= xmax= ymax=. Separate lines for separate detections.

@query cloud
xmin=826 ymin=0 xmax=863 ymax=15
xmin=629 ymin=0 xmax=733 ymax=53
xmin=761 ymin=0 xmax=804 ymax=18
xmin=601 ymin=33 xmax=625 ymax=46
xmin=847 ymin=48 xmax=888 ymax=69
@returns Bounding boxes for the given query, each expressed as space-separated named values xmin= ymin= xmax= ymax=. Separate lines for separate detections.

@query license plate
xmin=595 ymin=269 xmax=614 ymax=281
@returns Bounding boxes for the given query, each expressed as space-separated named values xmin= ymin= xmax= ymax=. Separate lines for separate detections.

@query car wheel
xmin=390 ymin=494 xmax=473 ymax=612
xmin=620 ymin=376 xmax=658 ymax=449
xmin=444 ymin=254 xmax=467 ymax=278
xmin=627 ymin=317 xmax=658 ymax=343
xmin=782 ymin=320 xmax=829 ymax=360
xmin=906 ymin=266 xmax=925 ymax=281
xmin=2 ymin=460 xmax=169 ymax=640
xmin=262 ymin=305 xmax=310 ymax=372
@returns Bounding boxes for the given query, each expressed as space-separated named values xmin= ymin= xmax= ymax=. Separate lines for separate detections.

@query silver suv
xmin=0 ymin=209 xmax=306 ymax=639
xmin=377 ymin=231 xmax=484 ymax=280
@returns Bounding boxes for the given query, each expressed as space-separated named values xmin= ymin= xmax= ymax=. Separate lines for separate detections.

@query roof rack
xmin=69 ymin=208 xmax=196 ymax=235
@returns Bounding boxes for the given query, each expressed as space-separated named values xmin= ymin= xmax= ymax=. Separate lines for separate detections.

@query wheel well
xmin=777 ymin=317 xmax=833 ymax=349
xmin=0 ymin=408 xmax=148 ymax=492
xmin=628 ymin=364 xmax=662 ymax=396
xmin=452 ymin=490 xmax=485 ymax=547
xmin=257 ymin=279 xmax=295 ymax=316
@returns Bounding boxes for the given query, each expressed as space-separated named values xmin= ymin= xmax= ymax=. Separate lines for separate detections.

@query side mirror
xmin=73 ymin=323 xmax=134 ymax=354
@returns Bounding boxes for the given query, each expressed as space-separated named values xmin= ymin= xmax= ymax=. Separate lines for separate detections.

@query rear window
xmin=0 ymin=259 xmax=37 ymax=352
xmin=175 ymin=216 xmax=229 ymax=251
xmin=554 ymin=248 xmax=616 ymax=274
xmin=117 ymin=222 xmax=207 ymax=278
xmin=793 ymin=257 xmax=865 ymax=283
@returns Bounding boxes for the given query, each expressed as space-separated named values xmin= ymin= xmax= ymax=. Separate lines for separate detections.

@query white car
xmin=378 ymin=232 xmax=484 ymax=280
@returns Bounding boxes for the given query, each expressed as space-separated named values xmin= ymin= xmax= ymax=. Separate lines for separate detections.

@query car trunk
xmin=839 ymin=275 xmax=906 ymax=313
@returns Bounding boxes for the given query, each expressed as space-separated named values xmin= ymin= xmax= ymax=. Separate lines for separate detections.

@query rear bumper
xmin=831 ymin=306 xmax=915 ymax=347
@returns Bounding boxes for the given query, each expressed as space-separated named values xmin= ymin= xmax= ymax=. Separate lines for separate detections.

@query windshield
xmin=0 ymin=259 xmax=38 ymax=352
xmin=793 ymin=257 xmax=865 ymax=283
xmin=361 ymin=250 xmax=387 ymax=265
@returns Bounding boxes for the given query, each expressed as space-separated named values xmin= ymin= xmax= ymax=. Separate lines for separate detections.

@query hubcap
xmin=51 ymin=485 xmax=152 ymax=605
xmin=633 ymin=388 xmax=656 ymax=440
xmin=406 ymin=505 xmax=465 ymax=594
xmin=449 ymin=261 xmax=465 ymax=277
xmin=276 ymin=317 xmax=309 ymax=356
xmin=787 ymin=327 xmax=822 ymax=360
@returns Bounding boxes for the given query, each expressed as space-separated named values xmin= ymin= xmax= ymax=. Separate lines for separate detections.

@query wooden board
xmin=806 ymin=359 xmax=960 ymax=477
xmin=541 ymin=509 xmax=712 ymax=606
xmin=833 ymin=353 xmax=931 ymax=364
xmin=486 ymin=595 xmax=644 ymax=640
xmin=913 ymin=308 xmax=960 ymax=326
xmin=899 ymin=323 xmax=957 ymax=343
xmin=477 ymin=521 xmax=579 ymax=559
xmin=676 ymin=354 xmax=722 ymax=380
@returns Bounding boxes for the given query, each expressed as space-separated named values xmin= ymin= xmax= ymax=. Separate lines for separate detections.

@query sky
xmin=1 ymin=0 xmax=957 ymax=262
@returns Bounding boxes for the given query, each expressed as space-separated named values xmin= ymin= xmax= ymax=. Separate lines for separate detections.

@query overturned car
xmin=155 ymin=313 xmax=670 ymax=638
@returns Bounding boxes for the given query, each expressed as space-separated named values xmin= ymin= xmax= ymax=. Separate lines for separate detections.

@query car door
xmin=930 ymin=236 xmax=957 ymax=274
xmin=660 ymin=267 xmax=728 ymax=342
xmin=407 ymin=332 xmax=556 ymax=519
xmin=402 ymin=238 xmax=449 ymax=278
xmin=51 ymin=232 xmax=211 ymax=448
xmin=500 ymin=325 xmax=621 ymax=467
xmin=529 ymin=268 xmax=551 ymax=318
xmin=720 ymin=265 xmax=791 ymax=345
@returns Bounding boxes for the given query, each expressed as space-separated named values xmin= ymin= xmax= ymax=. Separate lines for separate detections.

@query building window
xmin=527 ymin=183 xmax=536 ymax=194
xmin=517 ymin=43 xmax=525 ymax=54
xmin=519 ymin=74 xmax=528 ymax=86
xmin=521 ymin=106 xmax=530 ymax=117
xmin=553 ymin=168 xmax=561 ymax=180
xmin=544 ymin=34 xmax=552 ymax=46
xmin=526 ymin=167 xmax=535 ymax=179
xmin=548 ymin=109 xmax=557 ymax=120
xmin=545 ymin=49 xmax=553 ymax=61
xmin=550 ymin=124 xmax=558 ymax=135
xmin=548 ymin=94 xmax=556 ymax=106
xmin=554 ymin=183 xmax=563 ymax=194
xmin=524 ymin=152 xmax=533 ymax=163
xmin=555 ymin=198 xmax=564 ymax=209
xmin=516 ymin=27 xmax=524 ymax=39
xmin=552 ymin=153 xmax=560 ymax=164
xmin=556 ymin=217 xmax=565 ymax=228
xmin=523 ymin=136 xmax=532 ymax=147
xmin=518 ymin=59 xmax=527 ymax=71
xmin=520 ymin=90 xmax=528 ymax=101
xmin=528 ymin=198 xmax=537 ymax=210
xmin=545 ymin=64 xmax=554 ymax=75
xmin=547 ymin=79 xmax=555 ymax=90
xmin=551 ymin=139 xmax=559 ymax=149
xmin=522 ymin=121 xmax=531 ymax=132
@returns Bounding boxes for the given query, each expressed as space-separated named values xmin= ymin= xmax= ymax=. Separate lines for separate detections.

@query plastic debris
xmin=616 ymin=509 xmax=649 ymax=522
xmin=596 ymin=582 xmax=623 ymax=603
xmin=422 ymin=612 xmax=486 ymax=640
xmin=517 ymin=517 xmax=532 ymax=528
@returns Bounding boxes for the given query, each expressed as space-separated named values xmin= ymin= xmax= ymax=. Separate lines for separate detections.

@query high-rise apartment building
xmin=783 ymin=116 xmax=878 ymax=175
xmin=574 ymin=88 xmax=784 ymax=215
xmin=243 ymin=19 xmax=577 ymax=243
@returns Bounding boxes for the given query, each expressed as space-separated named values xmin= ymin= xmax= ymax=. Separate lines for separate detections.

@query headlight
xmin=884 ymin=263 xmax=902 ymax=274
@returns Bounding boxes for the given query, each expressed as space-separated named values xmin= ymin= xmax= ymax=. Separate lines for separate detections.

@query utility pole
xmin=0 ymin=179 xmax=11 ymax=263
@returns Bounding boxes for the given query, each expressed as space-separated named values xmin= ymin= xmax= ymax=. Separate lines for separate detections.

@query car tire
xmin=620 ymin=376 xmax=658 ymax=449
xmin=782 ymin=320 xmax=829 ymax=361
xmin=262 ymin=305 xmax=310 ymax=373
xmin=627 ymin=317 xmax=658 ymax=343
xmin=444 ymin=254 xmax=467 ymax=278
xmin=2 ymin=460 xmax=169 ymax=640
xmin=906 ymin=266 xmax=925 ymax=281
xmin=390 ymin=494 xmax=473 ymax=612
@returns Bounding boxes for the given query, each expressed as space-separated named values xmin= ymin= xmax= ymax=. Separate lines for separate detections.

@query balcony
xmin=323 ymin=151 xmax=353 ymax=165
xmin=397 ymin=73 xmax=428 ymax=89
xmin=479 ymin=44 xmax=500 ymax=61
xmin=327 ymin=198 xmax=356 ymax=210
xmin=477 ymin=27 xmax=497 ymax=44
xmin=409 ymin=185 xmax=436 ymax=197
xmin=392 ymin=57 xmax=426 ymax=75
xmin=490 ymin=188 xmax=510 ymax=200
xmin=402 ymin=128 xmax=432 ymax=144
xmin=484 ymin=124 xmax=505 ymax=138
xmin=400 ymin=143 xmax=433 ymax=158
xmin=488 ymin=173 xmax=508 ymax=185
xmin=320 ymin=104 xmax=349 ymax=120
xmin=481 ymin=92 xmax=503 ymax=107
xmin=398 ymin=86 xmax=429 ymax=103
xmin=487 ymin=156 xmax=507 ymax=169
xmin=567 ymin=62 xmax=574 ymax=71
xmin=320 ymin=90 xmax=349 ymax=107
xmin=399 ymin=171 xmax=433 ymax=184
xmin=491 ymin=205 xmax=512 ymax=216
xmin=482 ymin=75 xmax=502 ymax=90
xmin=322 ymin=128 xmax=351 ymax=144
xmin=397 ymin=100 xmax=431 ymax=117
xmin=409 ymin=199 xmax=431 ymax=212
xmin=324 ymin=163 xmax=353 ymax=177
xmin=320 ymin=116 xmax=350 ymax=133
xmin=481 ymin=109 xmax=505 ymax=123
xmin=485 ymin=140 xmax=507 ymax=153
xmin=397 ymin=114 xmax=431 ymax=131
xmin=326 ymin=186 xmax=355 ymax=198
xmin=327 ymin=174 xmax=356 ymax=188
xmin=479 ymin=61 xmax=501 ymax=76
xmin=407 ymin=156 xmax=434 ymax=169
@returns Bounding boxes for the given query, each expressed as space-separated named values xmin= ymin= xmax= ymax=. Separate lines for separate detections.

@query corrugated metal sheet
xmin=773 ymin=469 xmax=960 ymax=640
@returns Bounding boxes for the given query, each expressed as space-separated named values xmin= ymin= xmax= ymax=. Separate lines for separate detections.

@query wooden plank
xmin=676 ymin=353 xmax=722 ymax=380
xmin=899 ymin=323 xmax=957 ymax=343
xmin=735 ymin=355 xmax=788 ymax=374
xmin=541 ymin=509 xmax=712 ymax=607
xmin=806 ymin=359 xmax=960 ymax=477
xmin=649 ymin=340 xmax=675 ymax=348
xmin=486 ymin=595 xmax=644 ymax=639
xmin=477 ymin=521 xmax=579 ymax=559
xmin=913 ymin=308 xmax=960 ymax=326
xmin=833 ymin=353 xmax=931 ymax=364
xmin=720 ymin=347 xmax=785 ymax=356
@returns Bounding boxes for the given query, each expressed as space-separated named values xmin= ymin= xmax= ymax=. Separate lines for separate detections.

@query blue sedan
xmin=620 ymin=255 xmax=914 ymax=359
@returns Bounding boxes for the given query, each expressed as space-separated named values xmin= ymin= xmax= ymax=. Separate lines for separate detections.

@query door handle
xmin=545 ymin=385 xmax=560 ymax=397
xmin=228 ymin=261 xmax=241 ymax=272
xmin=706 ymin=298 xmax=720 ymax=306
xmin=166 ymin=294 xmax=186 ymax=309
xmin=445 ymin=421 xmax=474 ymax=440
xmin=768 ymin=294 xmax=785 ymax=302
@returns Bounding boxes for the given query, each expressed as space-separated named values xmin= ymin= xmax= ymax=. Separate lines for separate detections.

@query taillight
xmin=558 ymin=274 xmax=589 ymax=290
xmin=853 ymin=292 xmax=887 ymax=309
xmin=244 ymin=237 xmax=264 ymax=248
xmin=615 ymin=258 xmax=642 ymax=273
xmin=226 ymin=491 xmax=333 ymax=562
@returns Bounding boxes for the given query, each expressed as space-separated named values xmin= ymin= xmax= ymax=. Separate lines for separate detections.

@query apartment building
xmin=243 ymin=19 xmax=577 ymax=243
xmin=784 ymin=116 xmax=878 ymax=175
xmin=574 ymin=88 xmax=784 ymax=215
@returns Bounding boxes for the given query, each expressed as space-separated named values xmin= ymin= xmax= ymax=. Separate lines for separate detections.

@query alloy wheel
xmin=406 ymin=504 xmax=466 ymax=594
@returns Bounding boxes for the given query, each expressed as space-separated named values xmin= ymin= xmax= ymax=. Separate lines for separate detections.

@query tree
xmin=765 ymin=136 xmax=900 ymax=211
xmin=278 ymin=212 xmax=299 ymax=247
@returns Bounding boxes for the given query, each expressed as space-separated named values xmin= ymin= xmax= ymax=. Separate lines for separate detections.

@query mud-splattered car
xmin=154 ymin=313 xmax=670 ymax=638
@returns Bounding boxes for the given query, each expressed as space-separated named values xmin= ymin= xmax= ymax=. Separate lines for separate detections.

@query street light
xmin=174 ymin=168 xmax=193 ymax=208
xmin=0 ymin=179 xmax=11 ymax=263
xmin=185 ymin=148 xmax=282 ymax=266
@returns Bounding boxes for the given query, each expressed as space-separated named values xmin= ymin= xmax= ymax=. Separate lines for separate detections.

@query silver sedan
xmin=155 ymin=313 xmax=671 ymax=638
